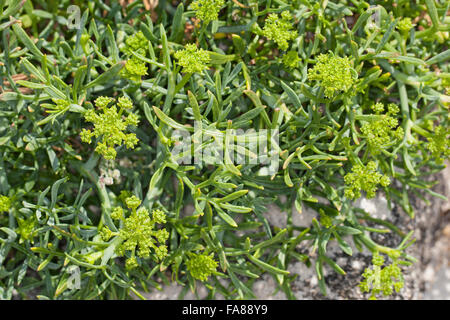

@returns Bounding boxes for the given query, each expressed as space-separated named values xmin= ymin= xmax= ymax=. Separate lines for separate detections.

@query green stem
xmin=411 ymin=124 xmax=431 ymax=138
xmin=174 ymin=73 xmax=193 ymax=94
xmin=356 ymin=232 xmax=399 ymax=257
xmin=74 ymin=154 xmax=112 ymax=231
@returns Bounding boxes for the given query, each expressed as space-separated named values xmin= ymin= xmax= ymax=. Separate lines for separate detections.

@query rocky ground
xmin=143 ymin=164 xmax=450 ymax=300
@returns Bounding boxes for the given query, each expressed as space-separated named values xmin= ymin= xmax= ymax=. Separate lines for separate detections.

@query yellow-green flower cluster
xmin=185 ymin=252 xmax=218 ymax=281
xmin=308 ymin=53 xmax=356 ymax=98
xmin=191 ymin=0 xmax=225 ymax=24
xmin=360 ymin=103 xmax=404 ymax=153
xmin=174 ymin=44 xmax=210 ymax=74
xmin=427 ymin=125 xmax=450 ymax=164
xmin=100 ymin=195 xmax=169 ymax=270
xmin=359 ymin=252 xmax=404 ymax=300
xmin=80 ymin=96 xmax=139 ymax=160
xmin=121 ymin=31 xmax=148 ymax=82
xmin=262 ymin=11 xmax=298 ymax=51
xmin=397 ymin=18 xmax=414 ymax=33
xmin=122 ymin=58 xmax=148 ymax=83
xmin=0 ymin=195 xmax=11 ymax=212
xmin=122 ymin=31 xmax=147 ymax=56
xmin=344 ymin=161 xmax=390 ymax=199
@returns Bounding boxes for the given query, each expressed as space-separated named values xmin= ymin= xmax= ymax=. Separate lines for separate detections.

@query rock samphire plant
xmin=0 ymin=0 xmax=448 ymax=300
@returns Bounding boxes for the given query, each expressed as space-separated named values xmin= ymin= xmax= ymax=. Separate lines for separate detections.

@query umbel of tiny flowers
xmin=262 ymin=11 xmax=298 ymax=51
xmin=174 ymin=44 xmax=210 ymax=74
xmin=122 ymin=58 xmax=148 ymax=83
xmin=427 ymin=125 xmax=450 ymax=164
xmin=396 ymin=17 xmax=415 ymax=33
xmin=0 ymin=195 xmax=11 ymax=212
xmin=185 ymin=252 xmax=218 ymax=282
xmin=344 ymin=161 xmax=390 ymax=200
xmin=360 ymin=103 xmax=404 ymax=154
xmin=98 ymin=166 xmax=121 ymax=188
xmin=100 ymin=195 xmax=169 ymax=270
xmin=120 ymin=31 xmax=149 ymax=82
xmin=308 ymin=53 xmax=357 ymax=99
xmin=191 ymin=0 xmax=225 ymax=24
xmin=121 ymin=31 xmax=148 ymax=57
xmin=359 ymin=251 xmax=404 ymax=300
xmin=80 ymin=96 xmax=140 ymax=160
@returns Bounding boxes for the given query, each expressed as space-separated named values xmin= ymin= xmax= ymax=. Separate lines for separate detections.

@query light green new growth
xmin=16 ymin=217 xmax=36 ymax=244
xmin=0 ymin=195 xmax=11 ymax=212
xmin=174 ymin=44 xmax=210 ymax=74
xmin=344 ymin=161 xmax=390 ymax=199
xmin=427 ymin=125 xmax=450 ymax=164
xmin=319 ymin=210 xmax=333 ymax=228
xmin=443 ymin=77 xmax=450 ymax=95
xmin=121 ymin=31 xmax=148 ymax=82
xmin=119 ymin=190 xmax=132 ymax=203
xmin=101 ymin=195 xmax=169 ymax=270
xmin=262 ymin=11 xmax=298 ymax=51
xmin=185 ymin=252 xmax=218 ymax=281
xmin=359 ymin=252 xmax=404 ymax=300
xmin=191 ymin=0 xmax=225 ymax=24
xmin=43 ymin=98 xmax=71 ymax=113
xmin=308 ymin=53 xmax=356 ymax=98
xmin=80 ymin=96 xmax=140 ymax=160
xmin=360 ymin=103 xmax=404 ymax=153
xmin=282 ymin=51 xmax=301 ymax=69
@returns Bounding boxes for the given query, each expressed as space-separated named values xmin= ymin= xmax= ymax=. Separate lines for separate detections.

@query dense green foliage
xmin=0 ymin=0 xmax=448 ymax=300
